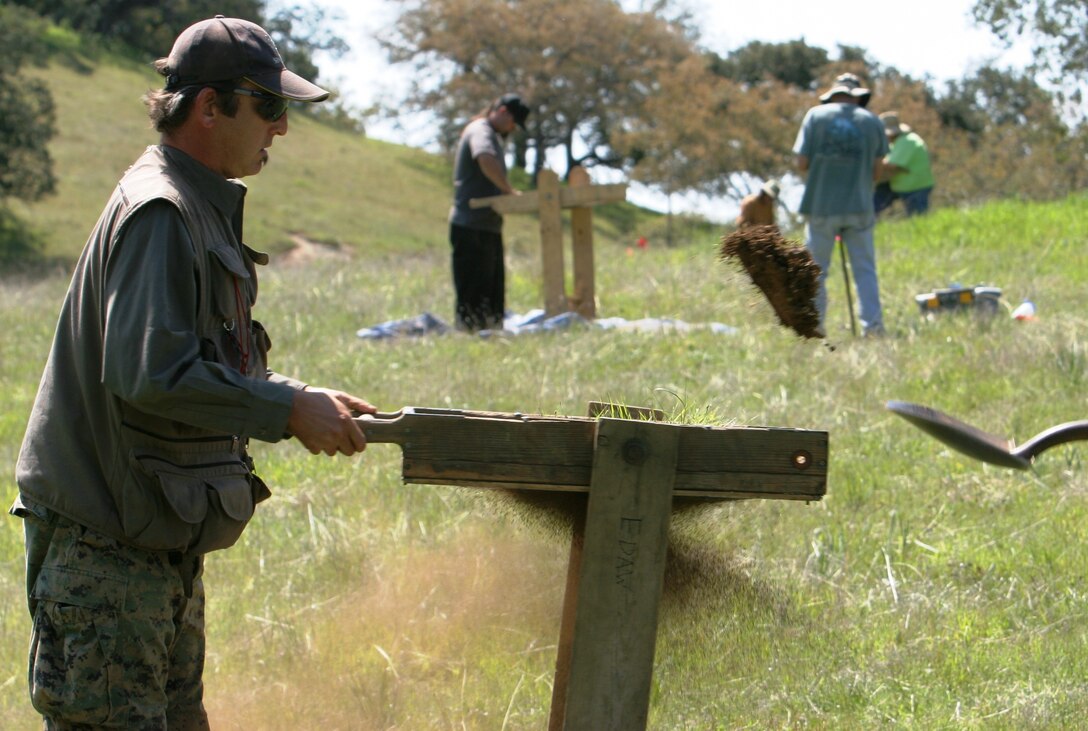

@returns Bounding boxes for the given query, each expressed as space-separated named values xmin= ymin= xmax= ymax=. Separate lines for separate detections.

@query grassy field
xmin=3 ymin=46 xmax=1088 ymax=731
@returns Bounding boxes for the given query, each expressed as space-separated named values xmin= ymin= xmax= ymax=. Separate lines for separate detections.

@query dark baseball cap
xmin=163 ymin=15 xmax=329 ymax=102
xmin=498 ymin=93 xmax=530 ymax=129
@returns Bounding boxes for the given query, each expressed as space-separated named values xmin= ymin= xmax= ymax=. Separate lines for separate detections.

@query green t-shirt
xmin=886 ymin=131 xmax=935 ymax=193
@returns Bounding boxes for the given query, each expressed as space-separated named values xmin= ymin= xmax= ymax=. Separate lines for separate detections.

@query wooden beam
xmin=469 ymin=183 xmax=627 ymax=215
xmin=469 ymin=190 xmax=543 ymax=215
xmin=548 ymin=505 xmax=586 ymax=731
xmin=552 ymin=418 xmax=679 ymax=730
xmin=356 ymin=408 xmax=828 ymax=500
xmin=538 ymin=170 xmax=567 ymax=316
xmin=557 ymin=183 xmax=627 ymax=209
xmin=569 ymin=166 xmax=596 ymax=320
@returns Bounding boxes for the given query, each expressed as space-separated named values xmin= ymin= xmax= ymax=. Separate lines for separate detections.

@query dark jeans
xmin=874 ymin=183 xmax=933 ymax=216
xmin=450 ymin=223 xmax=505 ymax=331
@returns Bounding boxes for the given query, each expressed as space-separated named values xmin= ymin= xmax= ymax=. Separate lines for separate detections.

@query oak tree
xmin=380 ymin=0 xmax=696 ymax=180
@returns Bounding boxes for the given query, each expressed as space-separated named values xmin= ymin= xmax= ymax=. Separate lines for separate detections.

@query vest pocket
xmin=204 ymin=241 xmax=255 ymax=374
xmin=120 ymin=451 xmax=269 ymax=554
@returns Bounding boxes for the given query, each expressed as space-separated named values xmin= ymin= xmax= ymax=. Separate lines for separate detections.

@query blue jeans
xmin=805 ymin=213 xmax=884 ymax=335
xmin=900 ymin=187 xmax=932 ymax=215
xmin=874 ymin=184 xmax=932 ymax=217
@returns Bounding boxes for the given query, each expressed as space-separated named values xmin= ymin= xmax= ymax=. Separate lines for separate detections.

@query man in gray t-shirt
xmin=794 ymin=79 xmax=887 ymax=337
xmin=448 ymin=93 xmax=530 ymax=331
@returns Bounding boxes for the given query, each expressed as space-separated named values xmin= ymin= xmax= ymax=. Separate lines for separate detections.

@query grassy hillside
xmin=3 ymin=45 xmax=1088 ymax=730
xmin=7 ymin=44 xmax=671 ymax=265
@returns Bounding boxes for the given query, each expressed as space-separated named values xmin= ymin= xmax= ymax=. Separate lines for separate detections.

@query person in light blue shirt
xmin=794 ymin=79 xmax=888 ymax=336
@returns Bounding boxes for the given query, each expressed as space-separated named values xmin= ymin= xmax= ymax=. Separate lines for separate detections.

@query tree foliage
xmin=379 ymin=0 xmax=696 ymax=180
xmin=972 ymin=0 xmax=1088 ymax=81
xmin=379 ymin=1 xmax=1086 ymax=211
xmin=0 ymin=5 xmax=56 ymax=204
xmin=937 ymin=66 xmax=1064 ymax=137
xmin=928 ymin=66 xmax=1082 ymax=204
xmin=5 ymin=1 xmax=344 ymax=94
xmin=8 ymin=0 xmax=264 ymax=59
xmin=709 ymin=39 xmax=831 ymax=90
xmin=264 ymin=4 xmax=350 ymax=86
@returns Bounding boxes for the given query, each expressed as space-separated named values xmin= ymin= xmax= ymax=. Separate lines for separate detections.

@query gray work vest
xmin=16 ymin=146 xmax=273 ymax=554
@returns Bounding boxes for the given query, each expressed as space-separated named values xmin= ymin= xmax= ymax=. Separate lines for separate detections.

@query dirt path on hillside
xmin=275 ymin=233 xmax=351 ymax=267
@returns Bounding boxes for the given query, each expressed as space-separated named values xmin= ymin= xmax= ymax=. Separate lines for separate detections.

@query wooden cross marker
xmin=357 ymin=404 xmax=828 ymax=730
xmin=471 ymin=167 xmax=627 ymax=318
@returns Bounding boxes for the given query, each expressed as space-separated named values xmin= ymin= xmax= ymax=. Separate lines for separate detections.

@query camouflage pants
xmin=22 ymin=510 xmax=210 ymax=730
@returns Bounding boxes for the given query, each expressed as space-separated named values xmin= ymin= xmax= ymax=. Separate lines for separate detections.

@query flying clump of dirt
xmin=719 ymin=225 xmax=823 ymax=339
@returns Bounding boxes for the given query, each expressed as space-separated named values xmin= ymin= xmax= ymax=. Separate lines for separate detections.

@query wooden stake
xmin=549 ymin=418 xmax=679 ymax=730
xmin=538 ymin=170 xmax=566 ymax=316
xmin=569 ymin=166 xmax=596 ymax=319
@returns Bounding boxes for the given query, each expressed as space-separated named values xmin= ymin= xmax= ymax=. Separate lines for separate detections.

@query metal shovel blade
xmin=885 ymin=400 xmax=1030 ymax=469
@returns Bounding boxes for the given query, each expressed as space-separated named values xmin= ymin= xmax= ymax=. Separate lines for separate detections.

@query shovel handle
xmin=355 ymin=411 xmax=412 ymax=445
xmin=1016 ymin=421 xmax=1088 ymax=462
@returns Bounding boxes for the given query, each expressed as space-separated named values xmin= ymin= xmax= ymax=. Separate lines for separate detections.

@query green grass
xmin=3 ymin=49 xmax=1088 ymax=730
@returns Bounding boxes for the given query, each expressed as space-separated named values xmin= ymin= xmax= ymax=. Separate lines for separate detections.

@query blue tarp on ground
xmin=356 ymin=309 xmax=738 ymax=340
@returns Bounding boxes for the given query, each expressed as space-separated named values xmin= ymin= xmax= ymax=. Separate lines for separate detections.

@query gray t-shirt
xmin=449 ymin=117 xmax=506 ymax=232
xmin=793 ymin=103 xmax=887 ymax=216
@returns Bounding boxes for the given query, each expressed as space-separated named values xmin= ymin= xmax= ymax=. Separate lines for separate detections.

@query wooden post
xmin=548 ymin=505 xmax=585 ymax=731
xmin=538 ymin=170 xmax=566 ymax=316
xmin=549 ymin=418 xmax=679 ymax=731
xmin=568 ymin=166 xmax=596 ymax=319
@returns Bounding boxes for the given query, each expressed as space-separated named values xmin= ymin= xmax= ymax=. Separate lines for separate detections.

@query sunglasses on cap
xmin=230 ymin=86 xmax=290 ymax=121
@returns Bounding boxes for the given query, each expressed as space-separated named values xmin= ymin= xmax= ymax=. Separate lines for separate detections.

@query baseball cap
xmin=498 ymin=93 xmax=531 ymax=129
xmin=163 ymin=16 xmax=329 ymax=102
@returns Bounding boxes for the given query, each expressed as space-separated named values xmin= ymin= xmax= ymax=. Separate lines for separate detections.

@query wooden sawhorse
xmin=357 ymin=405 xmax=827 ymax=729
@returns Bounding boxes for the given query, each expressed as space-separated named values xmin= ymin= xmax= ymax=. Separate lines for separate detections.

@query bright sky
xmin=309 ymin=0 xmax=1032 ymax=217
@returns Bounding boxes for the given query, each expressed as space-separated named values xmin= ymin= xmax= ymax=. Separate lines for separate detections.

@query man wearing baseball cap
xmin=12 ymin=16 xmax=376 ymax=728
xmin=448 ymin=93 xmax=531 ymax=331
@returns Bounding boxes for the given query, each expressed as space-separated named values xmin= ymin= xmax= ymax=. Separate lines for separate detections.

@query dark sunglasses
xmin=230 ymin=87 xmax=290 ymax=122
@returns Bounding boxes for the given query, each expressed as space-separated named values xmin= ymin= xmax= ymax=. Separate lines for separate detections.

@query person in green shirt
xmin=874 ymin=111 xmax=935 ymax=216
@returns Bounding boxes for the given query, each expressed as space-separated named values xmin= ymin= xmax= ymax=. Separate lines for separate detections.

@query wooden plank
xmin=548 ymin=507 xmax=587 ymax=731
xmin=675 ymin=426 xmax=828 ymax=480
xmin=400 ymin=476 xmax=824 ymax=500
xmin=569 ymin=167 xmax=596 ymax=319
xmin=555 ymin=418 xmax=679 ymax=731
xmin=356 ymin=410 xmax=827 ymax=500
xmin=558 ymin=183 xmax=627 ymax=209
xmin=538 ymin=170 xmax=567 ymax=316
xmin=468 ymin=183 xmax=626 ymax=215
xmin=469 ymin=191 xmax=542 ymax=215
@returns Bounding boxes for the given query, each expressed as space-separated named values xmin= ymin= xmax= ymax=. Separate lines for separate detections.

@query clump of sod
xmin=719 ymin=225 xmax=822 ymax=339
